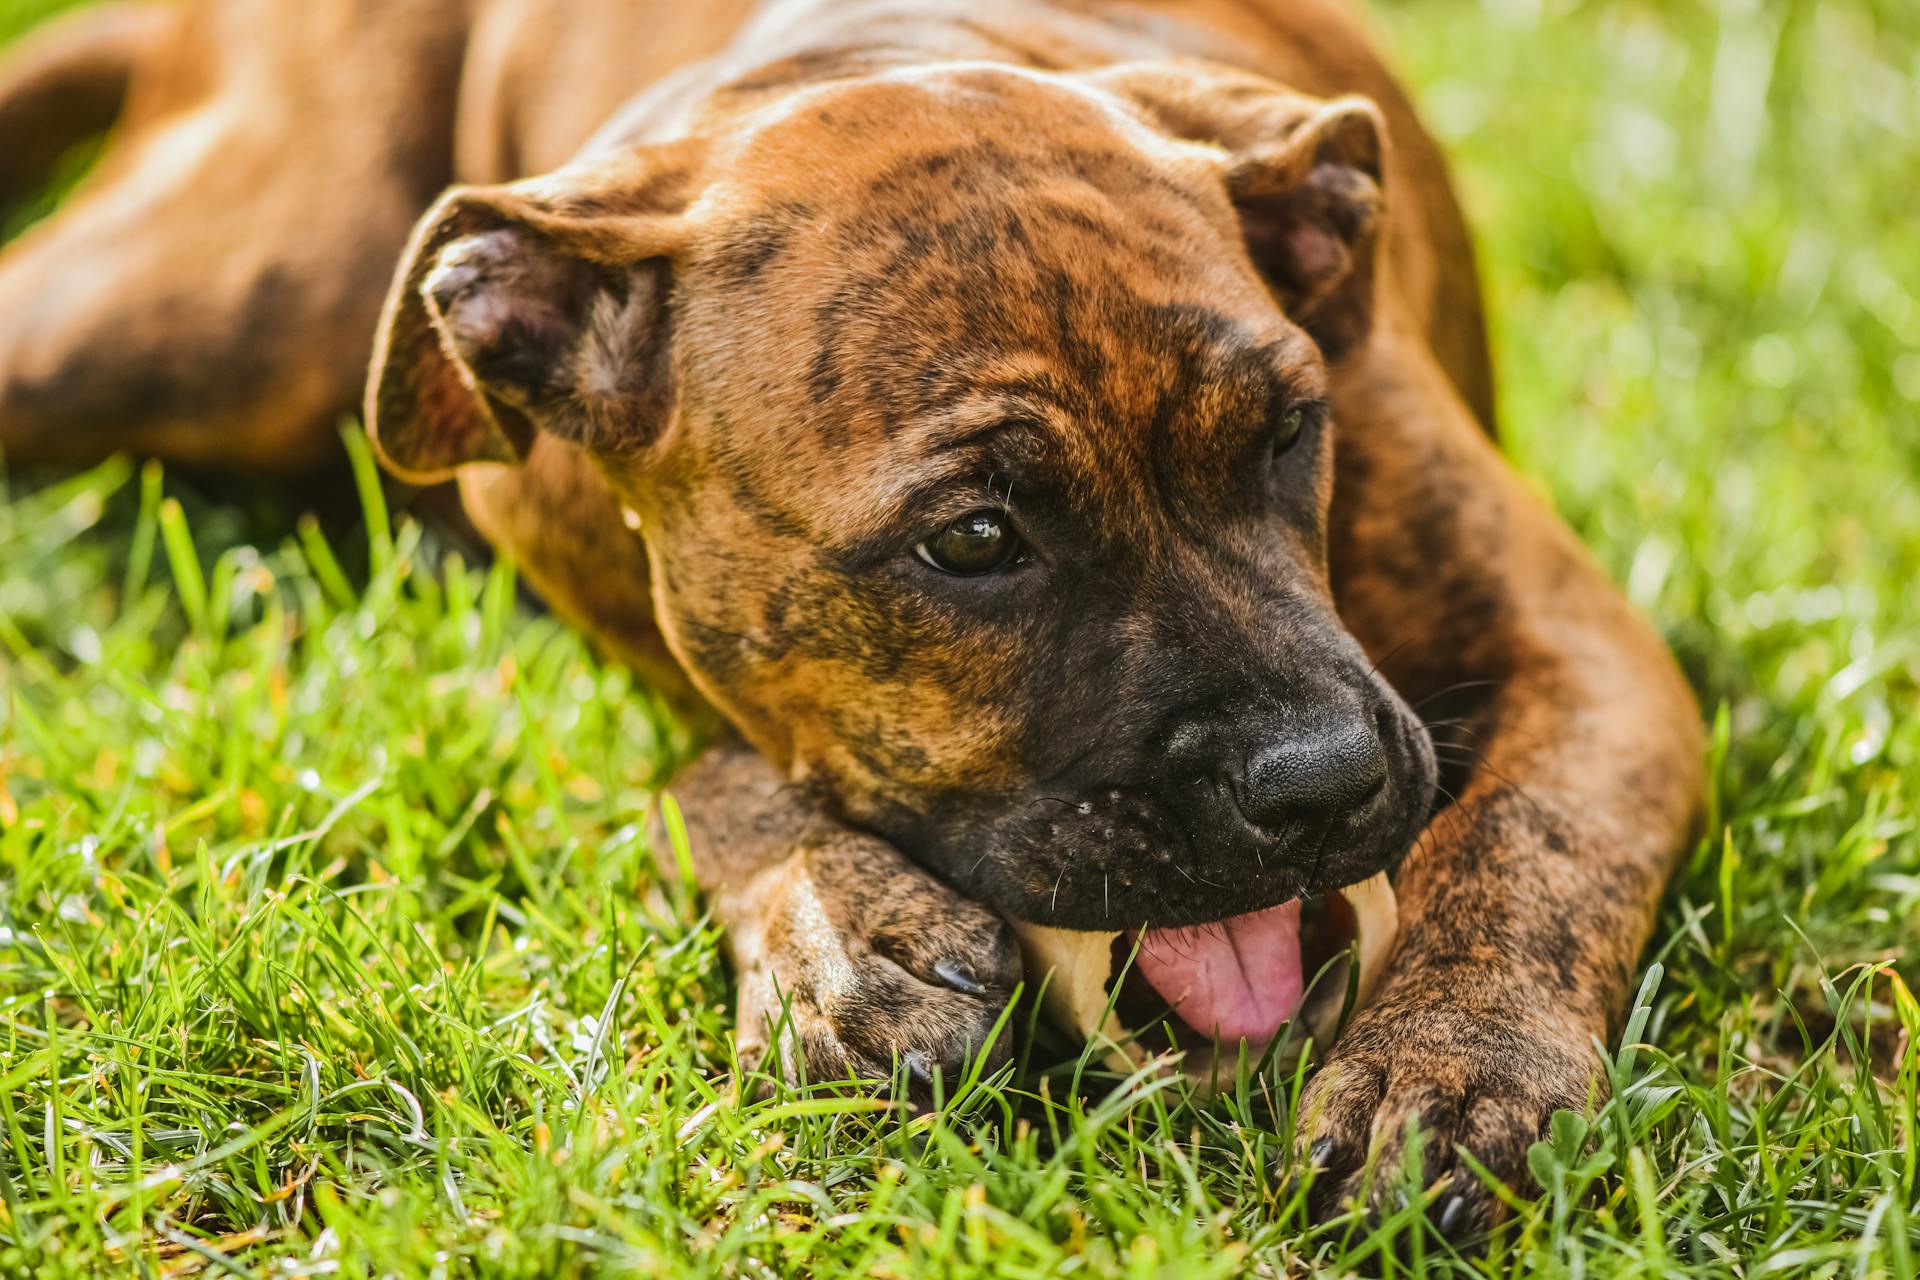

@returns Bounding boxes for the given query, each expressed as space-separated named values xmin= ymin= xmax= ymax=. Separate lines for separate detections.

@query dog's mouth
xmin=1011 ymin=875 xmax=1397 ymax=1081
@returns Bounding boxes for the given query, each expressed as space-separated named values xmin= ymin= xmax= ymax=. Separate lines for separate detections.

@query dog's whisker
xmin=1408 ymin=678 xmax=1507 ymax=714
xmin=1365 ymin=635 xmax=1417 ymax=682
xmin=1029 ymin=794 xmax=1089 ymax=813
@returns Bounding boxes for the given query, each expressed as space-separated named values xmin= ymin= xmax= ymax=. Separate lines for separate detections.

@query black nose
xmin=1235 ymin=714 xmax=1389 ymax=831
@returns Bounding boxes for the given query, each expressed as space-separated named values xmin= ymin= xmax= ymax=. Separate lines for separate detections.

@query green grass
xmin=2 ymin=0 xmax=1917 ymax=1274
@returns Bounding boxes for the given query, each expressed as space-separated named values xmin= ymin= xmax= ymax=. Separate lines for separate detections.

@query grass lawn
xmin=2 ymin=0 xmax=1917 ymax=1275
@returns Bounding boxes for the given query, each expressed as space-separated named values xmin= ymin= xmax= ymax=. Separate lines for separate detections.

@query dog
xmin=0 ymin=0 xmax=1702 ymax=1231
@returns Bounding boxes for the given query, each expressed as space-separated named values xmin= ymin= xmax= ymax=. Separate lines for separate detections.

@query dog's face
xmin=370 ymin=63 xmax=1436 ymax=930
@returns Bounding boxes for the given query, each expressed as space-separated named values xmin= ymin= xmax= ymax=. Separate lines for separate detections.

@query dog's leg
xmin=668 ymin=742 xmax=1022 ymax=1089
xmin=0 ymin=0 xmax=464 ymax=470
xmin=1300 ymin=328 xmax=1703 ymax=1230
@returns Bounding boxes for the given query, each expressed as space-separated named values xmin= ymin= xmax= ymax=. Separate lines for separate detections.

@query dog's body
xmin=0 ymin=0 xmax=1702 ymax=1230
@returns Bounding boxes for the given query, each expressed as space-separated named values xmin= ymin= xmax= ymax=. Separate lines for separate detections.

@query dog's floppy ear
xmin=1087 ymin=63 xmax=1387 ymax=358
xmin=1222 ymin=99 xmax=1384 ymax=359
xmin=367 ymin=148 xmax=700 ymax=483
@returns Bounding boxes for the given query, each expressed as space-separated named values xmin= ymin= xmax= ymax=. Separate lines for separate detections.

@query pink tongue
xmin=1135 ymin=899 xmax=1305 ymax=1045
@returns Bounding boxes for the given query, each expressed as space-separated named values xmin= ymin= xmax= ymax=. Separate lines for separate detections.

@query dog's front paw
xmin=729 ymin=828 xmax=1021 ymax=1093
xmin=1297 ymin=988 xmax=1600 ymax=1237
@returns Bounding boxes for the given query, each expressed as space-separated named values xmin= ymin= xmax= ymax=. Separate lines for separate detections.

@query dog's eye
xmin=915 ymin=510 xmax=1024 ymax=575
xmin=1271 ymin=405 xmax=1309 ymax=457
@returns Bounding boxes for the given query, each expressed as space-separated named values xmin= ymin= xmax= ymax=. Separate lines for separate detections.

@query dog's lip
xmin=1003 ymin=855 xmax=1388 ymax=932
xmin=1121 ymin=865 xmax=1379 ymax=927
xmin=980 ymin=792 xmax=1409 ymax=926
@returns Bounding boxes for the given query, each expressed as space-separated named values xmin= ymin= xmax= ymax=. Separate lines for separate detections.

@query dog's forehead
xmin=685 ymin=255 xmax=1310 ymax=524
xmin=677 ymin=259 xmax=1317 ymax=552
xmin=692 ymin=62 xmax=1245 ymax=272
xmin=665 ymin=65 xmax=1323 ymax=542
xmin=699 ymin=125 xmax=1294 ymax=343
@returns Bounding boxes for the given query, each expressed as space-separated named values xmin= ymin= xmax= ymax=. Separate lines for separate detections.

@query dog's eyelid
xmin=901 ymin=460 xmax=1048 ymax=525
xmin=930 ymin=410 xmax=1052 ymax=454
xmin=837 ymin=483 xmax=1056 ymax=580
xmin=831 ymin=488 xmax=1009 ymax=572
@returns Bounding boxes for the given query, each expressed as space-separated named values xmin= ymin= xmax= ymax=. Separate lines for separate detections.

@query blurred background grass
xmin=1 ymin=0 xmax=1916 ymax=1274
xmin=0 ymin=0 xmax=72 ymax=43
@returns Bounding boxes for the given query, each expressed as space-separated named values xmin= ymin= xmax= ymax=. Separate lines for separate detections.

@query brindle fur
xmin=0 ymin=0 xmax=1701 ymax=1233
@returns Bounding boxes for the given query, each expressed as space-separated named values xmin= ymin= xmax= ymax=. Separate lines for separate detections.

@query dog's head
xmin=368 ymin=61 xmax=1436 ymax=929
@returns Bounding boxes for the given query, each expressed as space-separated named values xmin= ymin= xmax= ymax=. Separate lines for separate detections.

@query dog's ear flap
xmin=366 ymin=192 xmax=535 ymax=481
xmin=1224 ymin=99 xmax=1384 ymax=358
xmin=367 ymin=153 xmax=697 ymax=484
xmin=1087 ymin=64 xmax=1387 ymax=358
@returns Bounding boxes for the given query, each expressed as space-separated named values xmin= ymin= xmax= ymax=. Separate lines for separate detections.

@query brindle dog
xmin=0 ymin=0 xmax=1702 ymax=1232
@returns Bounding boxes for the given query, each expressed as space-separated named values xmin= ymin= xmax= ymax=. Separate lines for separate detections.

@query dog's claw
xmin=933 ymin=957 xmax=987 ymax=995
xmin=1436 ymin=1191 xmax=1470 ymax=1238
xmin=729 ymin=827 xmax=1019 ymax=1092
